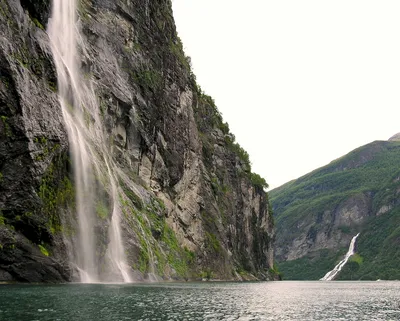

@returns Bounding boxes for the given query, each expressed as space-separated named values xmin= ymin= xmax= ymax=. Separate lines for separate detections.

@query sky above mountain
xmin=172 ymin=0 xmax=400 ymax=189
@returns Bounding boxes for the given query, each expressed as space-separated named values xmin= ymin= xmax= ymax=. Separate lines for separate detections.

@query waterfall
xmin=320 ymin=233 xmax=360 ymax=281
xmin=47 ymin=0 xmax=131 ymax=283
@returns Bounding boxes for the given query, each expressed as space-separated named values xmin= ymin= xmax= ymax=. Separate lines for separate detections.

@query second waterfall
xmin=320 ymin=233 xmax=360 ymax=281
xmin=47 ymin=0 xmax=131 ymax=283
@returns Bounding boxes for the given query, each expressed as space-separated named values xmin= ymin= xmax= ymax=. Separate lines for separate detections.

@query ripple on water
xmin=0 ymin=282 xmax=399 ymax=320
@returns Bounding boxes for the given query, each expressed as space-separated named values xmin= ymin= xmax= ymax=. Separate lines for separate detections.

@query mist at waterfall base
xmin=1 ymin=282 xmax=399 ymax=321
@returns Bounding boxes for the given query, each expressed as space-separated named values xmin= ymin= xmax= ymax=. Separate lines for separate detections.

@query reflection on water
xmin=0 ymin=281 xmax=399 ymax=320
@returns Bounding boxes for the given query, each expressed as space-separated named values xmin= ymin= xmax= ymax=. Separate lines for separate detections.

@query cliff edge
xmin=0 ymin=0 xmax=275 ymax=282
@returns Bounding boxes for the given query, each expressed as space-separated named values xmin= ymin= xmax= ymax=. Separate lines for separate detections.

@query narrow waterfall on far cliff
xmin=320 ymin=233 xmax=360 ymax=281
xmin=47 ymin=0 xmax=131 ymax=283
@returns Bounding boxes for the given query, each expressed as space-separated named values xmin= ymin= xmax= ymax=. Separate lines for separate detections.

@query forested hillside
xmin=271 ymin=138 xmax=400 ymax=280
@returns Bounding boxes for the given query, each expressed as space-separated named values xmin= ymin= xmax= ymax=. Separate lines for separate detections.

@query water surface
xmin=0 ymin=281 xmax=399 ymax=320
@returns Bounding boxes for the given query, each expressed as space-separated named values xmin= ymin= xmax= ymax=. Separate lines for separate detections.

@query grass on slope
xmin=338 ymin=207 xmax=400 ymax=280
xmin=270 ymin=140 xmax=400 ymax=280
xmin=271 ymin=141 xmax=400 ymax=226
xmin=277 ymin=248 xmax=346 ymax=280
xmin=279 ymin=207 xmax=400 ymax=280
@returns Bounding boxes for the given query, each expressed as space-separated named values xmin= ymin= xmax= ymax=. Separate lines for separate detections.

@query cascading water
xmin=320 ymin=233 xmax=360 ymax=281
xmin=47 ymin=0 xmax=131 ymax=283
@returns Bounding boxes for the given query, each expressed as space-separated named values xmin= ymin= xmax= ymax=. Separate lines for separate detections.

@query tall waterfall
xmin=320 ymin=233 xmax=360 ymax=281
xmin=47 ymin=0 xmax=131 ymax=283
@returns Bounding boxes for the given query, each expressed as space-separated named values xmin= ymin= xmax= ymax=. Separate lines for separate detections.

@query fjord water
xmin=320 ymin=233 xmax=360 ymax=281
xmin=47 ymin=0 xmax=131 ymax=282
xmin=0 ymin=282 xmax=399 ymax=320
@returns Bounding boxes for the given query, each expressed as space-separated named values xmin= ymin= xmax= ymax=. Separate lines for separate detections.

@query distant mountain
xmin=389 ymin=132 xmax=400 ymax=141
xmin=270 ymin=137 xmax=400 ymax=280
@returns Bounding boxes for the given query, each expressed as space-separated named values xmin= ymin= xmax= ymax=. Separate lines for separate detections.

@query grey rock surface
xmin=0 ymin=0 xmax=275 ymax=282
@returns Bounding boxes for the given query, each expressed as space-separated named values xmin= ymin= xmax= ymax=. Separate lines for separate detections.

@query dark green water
xmin=0 ymin=281 xmax=399 ymax=320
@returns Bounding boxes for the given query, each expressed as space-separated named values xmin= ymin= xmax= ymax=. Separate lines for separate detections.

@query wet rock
xmin=0 ymin=0 xmax=275 ymax=282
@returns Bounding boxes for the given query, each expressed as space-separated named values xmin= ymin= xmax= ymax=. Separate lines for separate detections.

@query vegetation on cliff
xmin=271 ymin=140 xmax=400 ymax=280
xmin=0 ymin=0 xmax=274 ymax=282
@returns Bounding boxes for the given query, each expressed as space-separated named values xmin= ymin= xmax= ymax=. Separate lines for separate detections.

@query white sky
xmin=171 ymin=0 xmax=400 ymax=190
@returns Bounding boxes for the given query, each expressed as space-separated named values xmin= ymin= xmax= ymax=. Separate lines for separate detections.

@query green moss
xmin=126 ymin=41 xmax=141 ymax=52
xmin=11 ymin=52 xmax=29 ymax=68
xmin=169 ymin=37 xmax=191 ymax=71
xmin=268 ymin=264 xmax=283 ymax=279
xmin=38 ymin=244 xmax=49 ymax=257
xmin=210 ymin=176 xmax=220 ymax=195
xmin=34 ymin=137 xmax=60 ymax=162
xmin=228 ymin=141 xmax=250 ymax=170
xmin=99 ymin=98 xmax=107 ymax=116
xmin=194 ymin=92 xmax=268 ymax=190
xmin=0 ymin=76 xmax=9 ymax=88
xmin=162 ymin=224 xmax=189 ymax=277
xmin=32 ymin=18 xmax=44 ymax=30
xmin=0 ymin=4 xmax=6 ymax=18
xmin=77 ymin=0 xmax=92 ymax=19
xmin=131 ymin=68 xmax=162 ymax=92
xmin=199 ymin=132 xmax=214 ymax=168
xmin=138 ymin=241 xmax=149 ymax=273
xmin=161 ymin=224 xmax=178 ymax=250
xmin=38 ymin=157 xmax=75 ymax=234
xmin=210 ymin=176 xmax=232 ymax=197
xmin=0 ymin=116 xmax=12 ymax=137
xmin=0 ymin=216 xmax=4 ymax=225
xmin=120 ymin=181 xmax=143 ymax=210
xmin=145 ymin=210 xmax=163 ymax=237
xmin=121 ymin=191 xmax=192 ymax=278
xmin=236 ymin=267 xmax=247 ymax=276
xmin=184 ymin=247 xmax=195 ymax=265
xmin=338 ymin=225 xmax=352 ymax=234
xmin=95 ymin=201 xmax=109 ymax=219
xmin=48 ymin=80 xmax=57 ymax=92
xmin=0 ymin=172 xmax=3 ymax=183
xmin=153 ymin=245 xmax=167 ymax=275
xmin=205 ymin=232 xmax=221 ymax=253
xmin=0 ymin=0 xmax=15 ymax=28
xmin=277 ymin=248 xmax=347 ymax=280
xmin=250 ymin=172 xmax=269 ymax=189
xmin=199 ymin=269 xmax=214 ymax=280
xmin=349 ymin=253 xmax=363 ymax=265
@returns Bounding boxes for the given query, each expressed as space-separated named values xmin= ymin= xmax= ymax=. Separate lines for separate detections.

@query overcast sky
xmin=171 ymin=0 xmax=400 ymax=190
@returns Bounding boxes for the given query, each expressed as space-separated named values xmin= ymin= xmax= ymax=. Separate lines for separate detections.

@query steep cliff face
xmin=0 ymin=0 xmax=71 ymax=282
xmin=271 ymin=140 xmax=400 ymax=280
xmin=275 ymin=192 xmax=372 ymax=263
xmin=0 ymin=0 xmax=275 ymax=282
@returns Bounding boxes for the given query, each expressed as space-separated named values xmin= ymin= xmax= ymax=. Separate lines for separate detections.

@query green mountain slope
xmin=270 ymin=139 xmax=400 ymax=280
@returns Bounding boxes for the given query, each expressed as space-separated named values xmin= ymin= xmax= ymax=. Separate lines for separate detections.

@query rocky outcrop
xmin=276 ymin=192 xmax=372 ymax=262
xmin=0 ymin=0 xmax=70 ymax=282
xmin=389 ymin=132 xmax=400 ymax=141
xmin=0 ymin=0 xmax=275 ymax=282
xmin=270 ymin=139 xmax=400 ymax=280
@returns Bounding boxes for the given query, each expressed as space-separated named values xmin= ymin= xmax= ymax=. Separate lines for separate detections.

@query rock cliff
xmin=0 ymin=0 xmax=275 ymax=282
xmin=270 ymin=139 xmax=400 ymax=280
